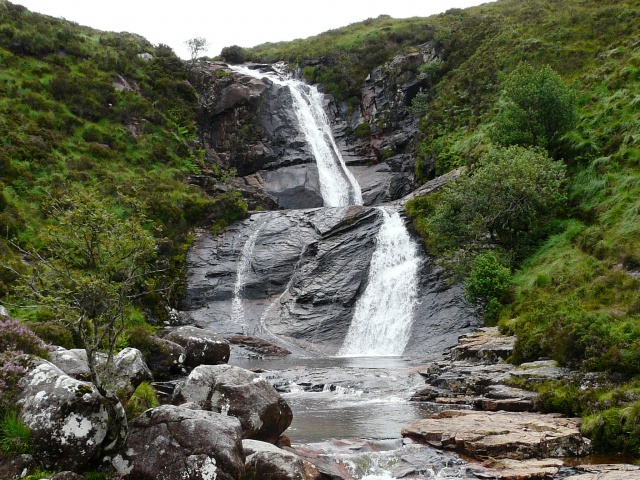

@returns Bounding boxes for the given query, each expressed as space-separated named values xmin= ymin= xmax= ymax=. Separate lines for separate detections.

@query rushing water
xmin=230 ymin=219 xmax=264 ymax=326
xmin=339 ymin=207 xmax=420 ymax=356
xmin=229 ymin=65 xmax=363 ymax=207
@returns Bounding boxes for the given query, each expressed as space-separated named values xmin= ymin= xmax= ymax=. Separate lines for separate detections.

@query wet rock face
xmin=16 ymin=359 xmax=109 ymax=470
xmin=113 ymin=405 xmax=245 ymax=480
xmin=180 ymin=207 xmax=480 ymax=356
xmin=173 ymin=364 xmax=293 ymax=443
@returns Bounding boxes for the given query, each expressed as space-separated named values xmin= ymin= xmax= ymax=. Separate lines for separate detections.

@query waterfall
xmin=231 ymin=222 xmax=263 ymax=325
xmin=230 ymin=65 xmax=363 ymax=207
xmin=338 ymin=207 xmax=420 ymax=357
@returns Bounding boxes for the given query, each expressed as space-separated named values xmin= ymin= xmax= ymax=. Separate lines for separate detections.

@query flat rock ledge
xmin=401 ymin=410 xmax=592 ymax=461
xmin=565 ymin=464 xmax=640 ymax=479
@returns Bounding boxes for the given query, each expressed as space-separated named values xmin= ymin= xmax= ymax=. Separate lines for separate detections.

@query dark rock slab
xmin=165 ymin=326 xmax=230 ymax=368
xmin=112 ymin=405 xmax=244 ymax=480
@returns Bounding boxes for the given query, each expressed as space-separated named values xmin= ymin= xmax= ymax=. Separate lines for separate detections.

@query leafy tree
xmin=220 ymin=45 xmax=246 ymax=64
xmin=490 ymin=64 xmax=578 ymax=151
xmin=425 ymin=145 xmax=567 ymax=261
xmin=185 ymin=37 xmax=209 ymax=69
xmin=3 ymin=191 xmax=160 ymax=451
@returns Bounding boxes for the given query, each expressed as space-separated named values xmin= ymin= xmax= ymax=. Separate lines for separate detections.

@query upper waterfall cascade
xmin=338 ymin=207 xmax=420 ymax=356
xmin=230 ymin=65 xmax=363 ymax=207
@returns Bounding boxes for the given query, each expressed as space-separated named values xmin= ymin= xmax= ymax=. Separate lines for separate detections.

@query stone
xmin=449 ymin=327 xmax=516 ymax=364
xmin=49 ymin=472 xmax=85 ymax=480
xmin=566 ymin=464 xmax=640 ymax=479
xmin=243 ymin=439 xmax=313 ymax=480
xmin=227 ymin=335 xmax=291 ymax=357
xmin=110 ymin=347 xmax=153 ymax=399
xmin=165 ymin=326 xmax=230 ymax=368
xmin=143 ymin=336 xmax=187 ymax=379
xmin=113 ymin=405 xmax=244 ymax=480
xmin=401 ymin=410 xmax=592 ymax=461
xmin=509 ymin=360 xmax=572 ymax=385
xmin=0 ymin=454 xmax=35 ymax=480
xmin=470 ymin=458 xmax=563 ymax=479
xmin=49 ymin=348 xmax=94 ymax=380
xmin=16 ymin=359 xmax=109 ymax=470
xmin=173 ymin=364 xmax=293 ymax=443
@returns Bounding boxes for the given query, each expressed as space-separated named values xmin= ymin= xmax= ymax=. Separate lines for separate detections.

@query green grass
xmin=0 ymin=410 xmax=31 ymax=455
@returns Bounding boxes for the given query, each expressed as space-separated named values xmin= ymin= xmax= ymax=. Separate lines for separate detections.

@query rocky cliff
xmin=192 ymin=45 xmax=437 ymax=209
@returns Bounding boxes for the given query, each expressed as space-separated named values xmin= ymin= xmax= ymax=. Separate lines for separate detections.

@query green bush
xmin=489 ymin=64 xmax=578 ymax=151
xmin=423 ymin=145 xmax=567 ymax=263
xmin=220 ymin=45 xmax=246 ymax=64
xmin=465 ymin=252 xmax=512 ymax=323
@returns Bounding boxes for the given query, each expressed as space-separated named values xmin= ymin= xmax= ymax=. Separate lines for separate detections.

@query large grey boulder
xmin=243 ymin=440 xmax=313 ymax=480
xmin=16 ymin=359 xmax=109 ymax=470
xmin=112 ymin=405 xmax=244 ymax=480
xmin=173 ymin=364 xmax=292 ymax=443
xmin=165 ymin=326 xmax=230 ymax=368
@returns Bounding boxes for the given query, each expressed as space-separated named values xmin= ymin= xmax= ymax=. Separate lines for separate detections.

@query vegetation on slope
xmin=0 ymin=1 xmax=246 ymax=343
xmin=242 ymin=0 xmax=640 ymax=456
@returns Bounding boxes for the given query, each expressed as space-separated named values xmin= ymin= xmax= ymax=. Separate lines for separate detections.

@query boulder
xmin=0 ymin=454 xmax=35 ymax=480
xmin=226 ymin=335 xmax=291 ymax=357
xmin=112 ymin=405 xmax=244 ymax=480
xmin=165 ymin=326 xmax=230 ymax=368
xmin=110 ymin=347 xmax=153 ymax=399
xmin=243 ymin=439 xmax=315 ymax=480
xmin=401 ymin=410 xmax=592 ymax=461
xmin=49 ymin=473 xmax=86 ymax=480
xmin=173 ymin=364 xmax=293 ymax=443
xmin=16 ymin=359 xmax=109 ymax=470
xmin=566 ymin=464 xmax=640 ymax=479
xmin=143 ymin=336 xmax=187 ymax=378
xmin=49 ymin=348 xmax=93 ymax=380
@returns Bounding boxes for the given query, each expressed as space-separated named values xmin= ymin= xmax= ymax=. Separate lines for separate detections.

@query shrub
xmin=220 ymin=45 xmax=246 ymax=64
xmin=0 ymin=318 xmax=50 ymax=358
xmin=489 ymin=64 xmax=578 ymax=151
xmin=425 ymin=145 xmax=567 ymax=262
xmin=465 ymin=252 xmax=512 ymax=323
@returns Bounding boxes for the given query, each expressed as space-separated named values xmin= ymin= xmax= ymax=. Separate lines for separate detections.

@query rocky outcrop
xmin=16 ymin=359 xmax=109 ymax=470
xmin=402 ymin=410 xmax=592 ymax=460
xmin=173 ymin=364 xmax=293 ymax=443
xmin=112 ymin=405 xmax=245 ymax=480
xmin=0 ymin=454 xmax=35 ymax=480
xmin=165 ymin=326 xmax=230 ymax=368
xmin=181 ymin=207 xmax=479 ymax=356
xmin=141 ymin=336 xmax=187 ymax=379
xmin=243 ymin=440 xmax=316 ymax=480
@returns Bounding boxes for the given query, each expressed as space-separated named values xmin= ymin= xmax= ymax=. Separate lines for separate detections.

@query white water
xmin=229 ymin=65 xmax=362 ymax=207
xmin=231 ymin=223 xmax=263 ymax=325
xmin=338 ymin=207 xmax=420 ymax=357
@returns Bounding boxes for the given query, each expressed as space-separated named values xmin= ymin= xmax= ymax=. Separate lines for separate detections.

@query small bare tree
xmin=3 ymin=191 xmax=161 ymax=451
xmin=185 ymin=37 xmax=209 ymax=69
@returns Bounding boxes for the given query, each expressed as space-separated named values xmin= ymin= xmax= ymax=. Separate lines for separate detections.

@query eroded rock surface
xmin=17 ymin=359 xmax=109 ymax=470
xmin=113 ymin=405 xmax=244 ymax=480
xmin=173 ymin=364 xmax=293 ymax=443
xmin=402 ymin=410 xmax=592 ymax=461
xmin=181 ymin=207 xmax=479 ymax=356
xmin=566 ymin=464 xmax=640 ymax=479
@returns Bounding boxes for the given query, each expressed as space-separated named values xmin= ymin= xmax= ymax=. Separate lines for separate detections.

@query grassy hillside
xmin=0 ymin=1 xmax=246 ymax=334
xmin=243 ymin=0 xmax=640 ymax=455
